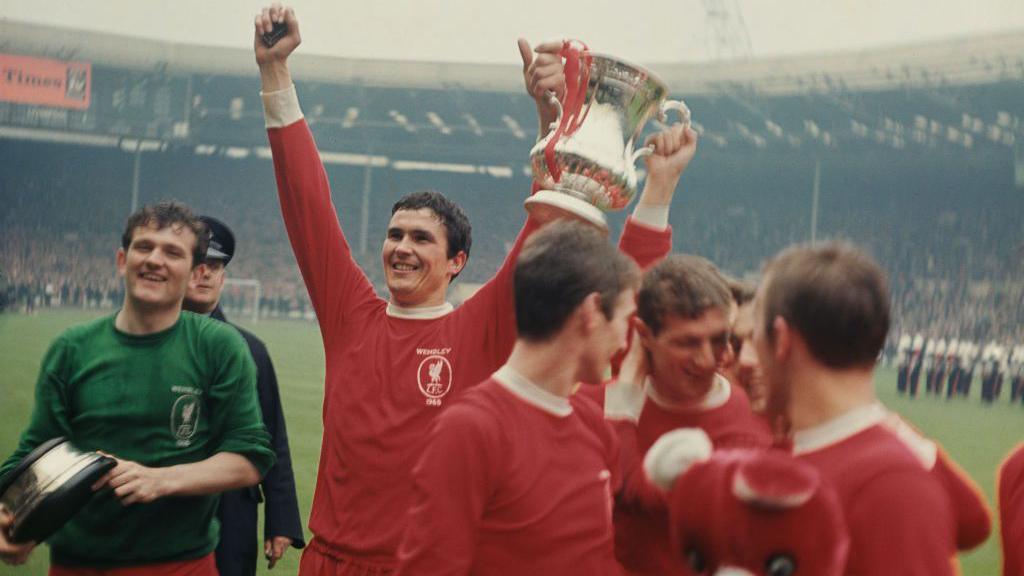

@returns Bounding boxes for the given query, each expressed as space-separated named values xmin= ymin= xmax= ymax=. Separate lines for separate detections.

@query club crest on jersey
xmin=171 ymin=393 xmax=201 ymax=446
xmin=417 ymin=354 xmax=453 ymax=407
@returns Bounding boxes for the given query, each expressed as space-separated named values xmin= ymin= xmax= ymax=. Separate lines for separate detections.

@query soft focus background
xmin=2 ymin=1 xmax=1023 ymax=574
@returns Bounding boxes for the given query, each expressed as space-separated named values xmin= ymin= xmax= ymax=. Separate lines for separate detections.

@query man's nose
xmin=394 ymin=236 xmax=415 ymax=254
xmin=694 ymin=341 xmax=717 ymax=370
xmin=144 ymin=248 xmax=166 ymax=267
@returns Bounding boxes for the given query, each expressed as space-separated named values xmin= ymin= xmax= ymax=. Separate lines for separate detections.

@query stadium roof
xmin=3 ymin=21 xmax=1023 ymax=96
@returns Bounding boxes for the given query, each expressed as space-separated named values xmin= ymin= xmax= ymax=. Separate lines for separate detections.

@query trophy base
xmin=524 ymin=190 xmax=609 ymax=233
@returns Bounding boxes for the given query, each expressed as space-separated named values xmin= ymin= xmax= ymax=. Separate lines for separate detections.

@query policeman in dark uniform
xmin=184 ymin=216 xmax=305 ymax=574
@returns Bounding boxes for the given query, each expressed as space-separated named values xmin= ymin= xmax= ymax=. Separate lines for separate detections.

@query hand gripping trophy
xmin=525 ymin=40 xmax=692 ymax=231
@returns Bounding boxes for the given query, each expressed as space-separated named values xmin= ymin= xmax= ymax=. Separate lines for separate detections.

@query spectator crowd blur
xmin=2 ymin=133 xmax=1021 ymax=350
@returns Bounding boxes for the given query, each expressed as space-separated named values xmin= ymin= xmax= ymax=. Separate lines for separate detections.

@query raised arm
xmin=254 ymin=4 xmax=379 ymax=338
xmin=520 ymin=38 xmax=697 ymax=267
xmin=518 ymin=39 xmax=564 ymax=141
xmin=619 ymin=122 xmax=698 ymax=269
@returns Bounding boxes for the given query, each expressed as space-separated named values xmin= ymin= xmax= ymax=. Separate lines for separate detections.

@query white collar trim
xmin=792 ymin=403 xmax=888 ymax=455
xmin=646 ymin=373 xmax=732 ymax=411
xmin=386 ymin=302 xmax=454 ymax=319
xmin=493 ymin=365 xmax=572 ymax=417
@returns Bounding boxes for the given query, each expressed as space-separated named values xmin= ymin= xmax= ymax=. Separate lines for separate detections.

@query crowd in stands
xmin=2 ymin=138 xmax=1021 ymax=349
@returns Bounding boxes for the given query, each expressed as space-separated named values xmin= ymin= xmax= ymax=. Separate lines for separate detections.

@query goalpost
xmin=224 ymin=278 xmax=262 ymax=324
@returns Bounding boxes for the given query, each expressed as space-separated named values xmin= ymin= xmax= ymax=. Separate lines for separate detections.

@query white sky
xmin=2 ymin=0 xmax=1023 ymax=64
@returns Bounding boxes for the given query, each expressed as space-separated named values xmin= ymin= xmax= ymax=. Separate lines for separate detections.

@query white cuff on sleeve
xmin=261 ymin=84 xmax=304 ymax=129
xmin=631 ymin=204 xmax=670 ymax=230
xmin=642 ymin=428 xmax=713 ymax=491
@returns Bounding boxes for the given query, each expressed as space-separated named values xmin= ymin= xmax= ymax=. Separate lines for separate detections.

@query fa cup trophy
xmin=525 ymin=41 xmax=692 ymax=231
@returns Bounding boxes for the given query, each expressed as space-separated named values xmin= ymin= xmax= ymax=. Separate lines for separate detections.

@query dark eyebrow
xmin=388 ymin=227 xmax=436 ymax=241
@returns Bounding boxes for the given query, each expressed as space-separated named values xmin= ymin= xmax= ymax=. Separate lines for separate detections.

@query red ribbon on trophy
xmin=544 ymin=40 xmax=592 ymax=183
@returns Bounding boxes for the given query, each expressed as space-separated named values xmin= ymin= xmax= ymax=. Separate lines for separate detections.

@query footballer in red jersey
xmin=253 ymin=7 xmax=694 ymax=574
xmin=753 ymin=242 xmax=957 ymax=576
xmin=1000 ymin=443 xmax=1024 ymax=576
xmin=399 ymin=222 xmax=642 ymax=575
xmin=597 ymin=255 xmax=771 ymax=575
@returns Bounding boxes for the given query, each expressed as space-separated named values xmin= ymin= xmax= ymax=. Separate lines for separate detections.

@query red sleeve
xmin=575 ymin=380 xmax=606 ymax=408
xmin=1000 ymin=445 xmax=1024 ymax=576
xmin=932 ymin=450 xmax=991 ymax=551
xmin=847 ymin=470 xmax=956 ymax=576
xmin=457 ymin=217 xmax=540 ymax=366
xmin=569 ymin=395 xmax=664 ymax=512
xmin=607 ymin=418 xmax=667 ymax=513
xmin=618 ymin=216 xmax=672 ymax=270
xmin=266 ymin=121 xmax=379 ymax=345
xmin=397 ymin=403 xmax=501 ymax=575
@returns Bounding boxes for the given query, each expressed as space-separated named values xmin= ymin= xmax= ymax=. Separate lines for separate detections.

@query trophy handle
xmin=630 ymin=99 xmax=693 ymax=163
xmin=545 ymin=90 xmax=564 ymax=133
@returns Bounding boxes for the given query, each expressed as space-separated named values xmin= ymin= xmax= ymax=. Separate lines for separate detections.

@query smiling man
xmin=0 ymin=202 xmax=274 ymax=575
xmin=250 ymin=5 xmax=695 ymax=574
xmin=601 ymin=254 xmax=771 ymax=575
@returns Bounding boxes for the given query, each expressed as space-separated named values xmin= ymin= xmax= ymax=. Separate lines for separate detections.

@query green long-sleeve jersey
xmin=0 ymin=312 xmax=275 ymax=568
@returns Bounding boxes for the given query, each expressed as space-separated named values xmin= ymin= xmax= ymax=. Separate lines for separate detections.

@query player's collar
xmin=493 ymin=365 xmax=573 ymax=417
xmin=646 ymin=373 xmax=731 ymax=412
xmin=386 ymin=301 xmax=454 ymax=320
xmin=791 ymin=403 xmax=887 ymax=455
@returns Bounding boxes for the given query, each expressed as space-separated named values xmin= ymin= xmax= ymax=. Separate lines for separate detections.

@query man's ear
xmin=448 ymin=251 xmax=468 ymax=278
xmin=116 ymin=248 xmax=127 ymax=278
xmin=772 ymin=316 xmax=792 ymax=362
xmin=576 ymin=292 xmax=604 ymax=335
xmin=634 ymin=316 xmax=655 ymax=348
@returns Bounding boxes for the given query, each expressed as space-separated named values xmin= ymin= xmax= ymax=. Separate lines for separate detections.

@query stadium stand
xmin=2 ymin=22 xmax=1022 ymax=348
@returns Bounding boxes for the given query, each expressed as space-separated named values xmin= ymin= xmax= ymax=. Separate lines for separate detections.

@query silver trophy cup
xmin=526 ymin=53 xmax=691 ymax=231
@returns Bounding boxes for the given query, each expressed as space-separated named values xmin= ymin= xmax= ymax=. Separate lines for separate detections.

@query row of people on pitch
xmin=252 ymin=4 xmax=694 ymax=575
xmin=896 ymin=334 xmax=981 ymax=398
xmin=978 ymin=342 xmax=1024 ymax=404
xmin=897 ymin=333 xmax=1024 ymax=403
xmin=0 ymin=203 xmax=306 ymax=576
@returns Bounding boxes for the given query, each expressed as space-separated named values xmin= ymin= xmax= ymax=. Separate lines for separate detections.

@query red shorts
xmin=49 ymin=553 xmax=217 ymax=576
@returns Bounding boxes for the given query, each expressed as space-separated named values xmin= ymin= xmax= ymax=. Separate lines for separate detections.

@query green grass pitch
xmin=1 ymin=310 xmax=1021 ymax=575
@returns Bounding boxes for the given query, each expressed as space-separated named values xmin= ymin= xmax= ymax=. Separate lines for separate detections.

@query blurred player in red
xmin=1000 ymin=443 xmax=1024 ymax=576
xmin=726 ymin=282 xmax=768 ymax=415
xmin=731 ymin=282 xmax=990 ymax=556
xmin=752 ymin=242 xmax=958 ymax=575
